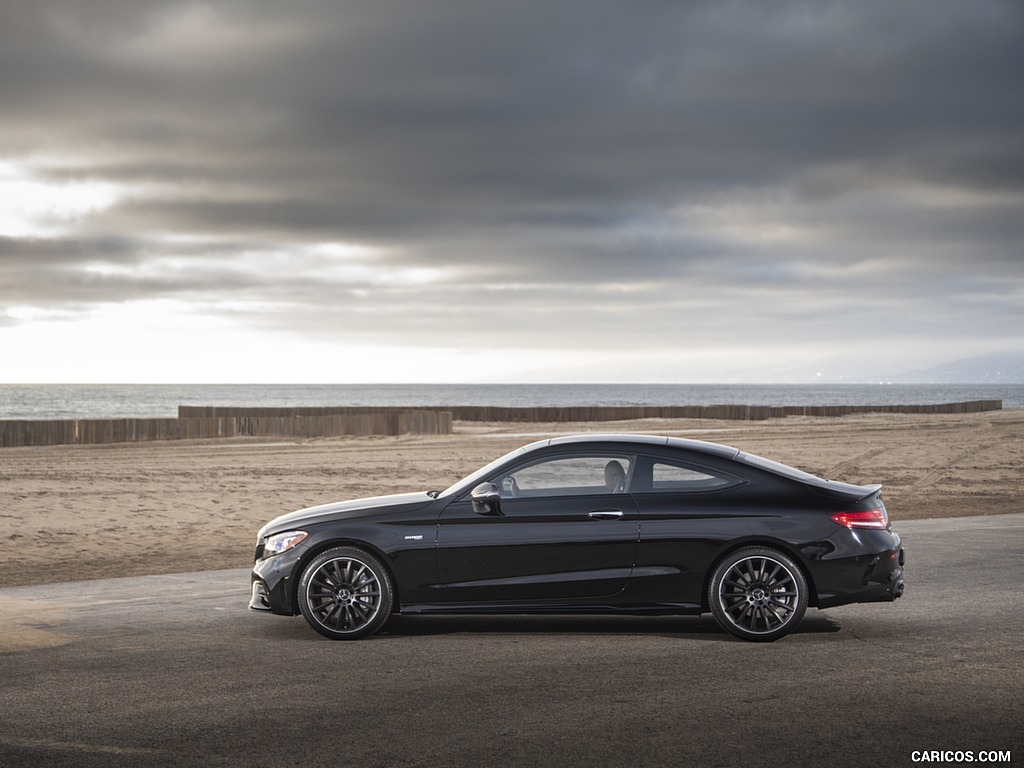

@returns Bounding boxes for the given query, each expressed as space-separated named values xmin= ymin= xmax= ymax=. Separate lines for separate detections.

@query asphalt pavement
xmin=1 ymin=514 xmax=1022 ymax=768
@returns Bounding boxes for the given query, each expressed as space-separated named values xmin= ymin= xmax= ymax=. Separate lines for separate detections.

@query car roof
xmin=520 ymin=434 xmax=741 ymax=460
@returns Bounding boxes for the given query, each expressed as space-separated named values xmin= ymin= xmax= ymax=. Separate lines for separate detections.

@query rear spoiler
xmin=739 ymin=451 xmax=882 ymax=502
xmin=813 ymin=480 xmax=883 ymax=502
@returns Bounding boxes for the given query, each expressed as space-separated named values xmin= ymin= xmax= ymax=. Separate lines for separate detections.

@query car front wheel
xmin=709 ymin=547 xmax=808 ymax=642
xmin=297 ymin=547 xmax=393 ymax=640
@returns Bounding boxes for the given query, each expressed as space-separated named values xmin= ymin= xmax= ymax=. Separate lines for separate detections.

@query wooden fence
xmin=0 ymin=410 xmax=452 ymax=448
xmin=0 ymin=400 xmax=1001 ymax=448
xmin=763 ymin=400 xmax=1003 ymax=417
xmin=179 ymin=399 xmax=1003 ymax=423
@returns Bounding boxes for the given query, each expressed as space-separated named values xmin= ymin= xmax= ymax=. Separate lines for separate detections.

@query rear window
xmin=740 ymin=452 xmax=824 ymax=484
xmin=647 ymin=460 xmax=742 ymax=492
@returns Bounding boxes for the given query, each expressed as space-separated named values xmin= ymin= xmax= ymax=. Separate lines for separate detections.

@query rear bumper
xmin=812 ymin=530 xmax=905 ymax=608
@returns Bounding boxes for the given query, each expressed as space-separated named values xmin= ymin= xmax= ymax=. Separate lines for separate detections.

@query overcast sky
xmin=1 ymin=0 xmax=1022 ymax=383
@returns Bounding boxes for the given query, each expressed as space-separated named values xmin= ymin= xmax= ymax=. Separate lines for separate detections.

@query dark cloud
xmin=1 ymin=0 xmax=1022 ymax=379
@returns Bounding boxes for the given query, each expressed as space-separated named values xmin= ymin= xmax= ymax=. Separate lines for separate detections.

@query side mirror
xmin=471 ymin=482 xmax=502 ymax=515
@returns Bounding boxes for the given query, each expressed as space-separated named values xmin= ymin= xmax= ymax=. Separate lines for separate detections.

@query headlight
xmin=262 ymin=530 xmax=308 ymax=557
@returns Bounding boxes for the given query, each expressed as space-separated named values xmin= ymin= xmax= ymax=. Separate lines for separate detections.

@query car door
xmin=630 ymin=454 xmax=750 ymax=604
xmin=435 ymin=452 xmax=640 ymax=603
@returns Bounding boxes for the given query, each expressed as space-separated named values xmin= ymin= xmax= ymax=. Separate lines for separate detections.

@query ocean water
xmin=0 ymin=383 xmax=1021 ymax=420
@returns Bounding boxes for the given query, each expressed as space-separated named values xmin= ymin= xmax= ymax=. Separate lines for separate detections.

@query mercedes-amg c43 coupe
xmin=250 ymin=434 xmax=905 ymax=642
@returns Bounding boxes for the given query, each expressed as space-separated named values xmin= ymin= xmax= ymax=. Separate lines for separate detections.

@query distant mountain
xmin=892 ymin=353 xmax=1024 ymax=384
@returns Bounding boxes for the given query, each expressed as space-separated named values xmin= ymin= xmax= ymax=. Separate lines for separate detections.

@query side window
xmin=502 ymin=455 xmax=631 ymax=497
xmin=650 ymin=461 xmax=739 ymax=492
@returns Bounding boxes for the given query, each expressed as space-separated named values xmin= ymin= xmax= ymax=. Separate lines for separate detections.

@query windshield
xmin=439 ymin=444 xmax=532 ymax=498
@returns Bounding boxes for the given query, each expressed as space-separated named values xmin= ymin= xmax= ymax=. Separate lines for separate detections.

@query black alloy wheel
xmin=297 ymin=547 xmax=393 ymax=640
xmin=709 ymin=546 xmax=808 ymax=642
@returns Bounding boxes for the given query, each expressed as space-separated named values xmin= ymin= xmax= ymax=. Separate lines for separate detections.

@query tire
xmin=297 ymin=547 xmax=393 ymax=640
xmin=708 ymin=547 xmax=808 ymax=642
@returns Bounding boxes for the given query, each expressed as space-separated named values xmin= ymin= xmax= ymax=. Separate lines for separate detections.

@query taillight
xmin=831 ymin=509 xmax=888 ymax=529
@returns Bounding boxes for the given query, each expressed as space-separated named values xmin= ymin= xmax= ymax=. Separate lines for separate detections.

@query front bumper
xmin=249 ymin=546 xmax=306 ymax=615
xmin=248 ymin=580 xmax=272 ymax=612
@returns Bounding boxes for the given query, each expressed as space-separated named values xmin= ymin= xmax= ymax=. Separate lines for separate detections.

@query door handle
xmin=588 ymin=509 xmax=623 ymax=520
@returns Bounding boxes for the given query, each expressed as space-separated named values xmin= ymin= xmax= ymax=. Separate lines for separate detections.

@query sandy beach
xmin=1 ymin=410 xmax=1021 ymax=588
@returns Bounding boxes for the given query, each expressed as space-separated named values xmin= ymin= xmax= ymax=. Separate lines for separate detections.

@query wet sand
xmin=1 ymin=410 xmax=1021 ymax=587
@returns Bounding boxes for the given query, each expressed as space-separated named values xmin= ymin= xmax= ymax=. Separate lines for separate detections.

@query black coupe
xmin=250 ymin=434 xmax=905 ymax=642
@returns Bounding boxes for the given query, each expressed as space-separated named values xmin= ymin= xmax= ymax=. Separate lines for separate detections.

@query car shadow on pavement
xmin=250 ymin=611 xmax=843 ymax=642
xmin=373 ymin=612 xmax=843 ymax=639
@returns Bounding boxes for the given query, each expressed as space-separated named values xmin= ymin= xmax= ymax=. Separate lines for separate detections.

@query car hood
xmin=258 ymin=491 xmax=436 ymax=538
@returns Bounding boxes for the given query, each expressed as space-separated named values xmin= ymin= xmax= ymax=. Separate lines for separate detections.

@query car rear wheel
xmin=297 ymin=547 xmax=393 ymax=640
xmin=709 ymin=547 xmax=808 ymax=642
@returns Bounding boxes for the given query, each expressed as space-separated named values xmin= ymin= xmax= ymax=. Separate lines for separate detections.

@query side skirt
xmin=398 ymin=602 xmax=703 ymax=616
